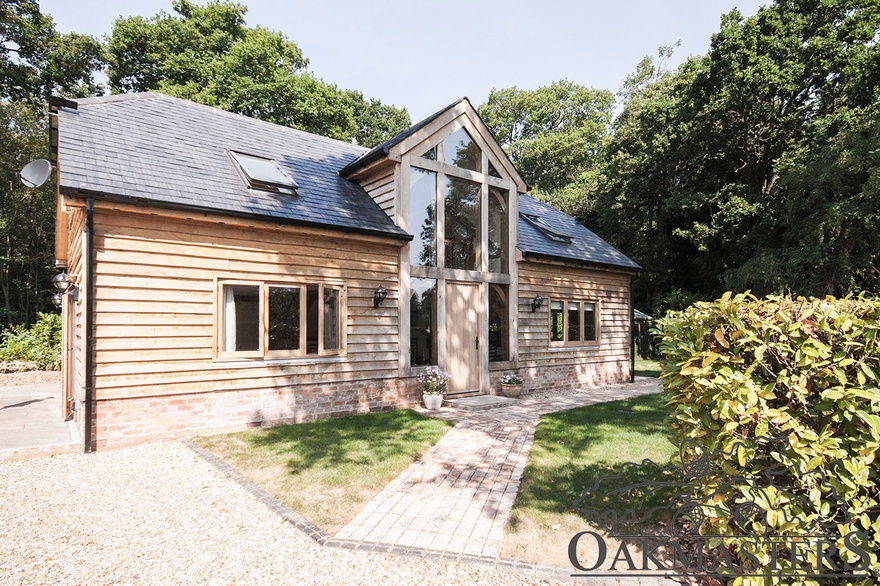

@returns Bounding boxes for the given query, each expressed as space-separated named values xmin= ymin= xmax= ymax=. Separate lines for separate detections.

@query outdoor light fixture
xmin=373 ymin=285 xmax=388 ymax=308
xmin=53 ymin=272 xmax=74 ymax=293
xmin=531 ymin=294 xmax=544 ymax=312
xmin=51 ymin=292 xmax=64 ymax=308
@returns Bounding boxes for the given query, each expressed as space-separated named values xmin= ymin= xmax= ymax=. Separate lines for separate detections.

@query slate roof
xmin=517 ymin=194 xmax=641 ymax=271
xmin=55 ymin=92 xmax=410 ymax=240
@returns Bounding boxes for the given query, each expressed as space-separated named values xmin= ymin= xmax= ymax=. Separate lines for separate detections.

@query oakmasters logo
xmin=567 ymin=436 xmax=874 ymax=579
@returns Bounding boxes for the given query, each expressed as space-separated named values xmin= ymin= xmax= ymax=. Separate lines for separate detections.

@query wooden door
xmin=445 ymin=282 xmax=480 ymax=394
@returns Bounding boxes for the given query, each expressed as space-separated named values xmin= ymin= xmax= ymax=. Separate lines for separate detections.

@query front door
xmin=445 ymin=282 xmax=480 ymax=394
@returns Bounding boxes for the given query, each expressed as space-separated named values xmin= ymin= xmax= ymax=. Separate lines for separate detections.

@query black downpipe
xmin=629 ymin=274 xmax=636 ymax=383
xmin=84 ymin=199 xmax=94 ymax=453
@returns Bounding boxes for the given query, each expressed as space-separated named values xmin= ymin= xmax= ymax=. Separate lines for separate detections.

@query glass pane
xmin=306 ymin=284 xmax=319 ymax=354
xmin=550 ymin=300 xmax=564 ymax=342
xmin=444 ymin=176 xmax=480 ymax=271
xmin=568 ymin=301 xmax=581 ymax=342
xmin=410 ymin=278 xmax=437 ymax=366
xmin=489 ymin=284 xmax=508 ymax=362
xmin=223 ymin=284 xmax=259 ymax=352
xmin=268 ymin=287 xmax=300 ymax=351
xmin=487 ymin=160 xmax=501 ymax=178
xmin=488 ymin=186 xmax=509 ymax=274
xmin=584 ymin=302 xmax=597 ymax=341
xmin=421 ymin=146 xmax=436 ymax=160
xmin=409 ymin=167 xmax=436 ymax=267
xmin=323 ymin=288 xmax=340 ymax=350
xmin=442 ymin=127 xmax=480 ymax=171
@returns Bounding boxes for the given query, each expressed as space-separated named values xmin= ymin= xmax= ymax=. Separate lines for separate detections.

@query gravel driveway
xmin=0 ymin=441 xmax=560 ymax=586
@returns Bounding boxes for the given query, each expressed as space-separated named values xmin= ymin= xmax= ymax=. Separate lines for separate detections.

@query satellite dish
xmin=19 ymin=159 xmax=52 ymax=188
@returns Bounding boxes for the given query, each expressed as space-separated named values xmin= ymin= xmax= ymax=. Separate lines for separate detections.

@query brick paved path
xmin=336 ymin=378 xmax=663 ymax=558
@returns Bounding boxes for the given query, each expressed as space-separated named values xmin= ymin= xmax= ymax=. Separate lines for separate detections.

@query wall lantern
xmin=531 ymin=294 xmax=544 ymax=313
xmin=53 ymin=272 xmax=74 ymax=293
xmin=373 ymin=285 xmax=388 ymax=308
xmin=52 ymin=272 xmax=76 ymax=307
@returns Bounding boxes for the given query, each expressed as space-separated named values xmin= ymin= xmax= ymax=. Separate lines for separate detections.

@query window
xmin=218 ymin=281 xmax=344 ymax=359
xmin=444 ymin=176 xmax=480 ymax=271
xmin=488 ymin=186 xmax=509 ymax=274
xmin=549 ymin=299 xmax=599 ymax=345
xmin=442 ymin=127 xmax=480 ymax=171
xmin=229 ymin=151 xmax=299 ymax=195
xmin=410 ymin=167 xmax=436 ymax=267
xmin=410 ymin=278 xmax=437 ymax=366
xmin=521 ymin=213 xmax=573 ymax=243
xmin=489 ymin=284 xmax=509 ymax=362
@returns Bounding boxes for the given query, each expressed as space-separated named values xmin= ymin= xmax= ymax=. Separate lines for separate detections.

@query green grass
xmin=195 ymin=409 xmax=453 ymax=532
xmin=634 ymin=358 xmax=662 ymax=378
xmin=503 ymin=393 xmax=678 ymax=563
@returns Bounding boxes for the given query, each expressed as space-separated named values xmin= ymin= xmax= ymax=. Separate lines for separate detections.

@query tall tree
xmin=588 ymin=0 xmax=880 ymax=311
xmin=478 ymin=80 xmax=614 ymax=197
xmin=0 ymin=101 xmax=56 ymax=324
xmin=1 ymin=0 xmax=104 ymax=101
xmin=106 ymin=0 xmax=409 ymax=146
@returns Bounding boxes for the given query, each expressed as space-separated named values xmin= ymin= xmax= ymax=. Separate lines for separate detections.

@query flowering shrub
xmin=501 ymin=374 xmax=523 ymax=385
xmin=418 ymin=367 xmax=450 ymax=394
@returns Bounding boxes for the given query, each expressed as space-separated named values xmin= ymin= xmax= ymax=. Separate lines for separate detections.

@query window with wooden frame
xmin=549 ymin=299 xmax=599 ymax=346
xmin=217 ymin=280 xmax=344 ymax=359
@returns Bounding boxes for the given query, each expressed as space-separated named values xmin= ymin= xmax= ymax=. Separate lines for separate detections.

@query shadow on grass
xmin=516 ymin=393 xmax=679 ymax=536
xmin=247 ymin=409 xmax=453 ymax=479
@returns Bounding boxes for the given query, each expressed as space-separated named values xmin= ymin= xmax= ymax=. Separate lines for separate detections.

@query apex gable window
xmin=550 ymin=298 xmax=599 ymax=346
xmin=229 ymin=151 xmax=299 ymax=195
xmin=218 ymin=280 xmax=344 ymax=360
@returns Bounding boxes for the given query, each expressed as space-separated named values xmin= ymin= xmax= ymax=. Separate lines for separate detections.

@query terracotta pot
xmin=501 ymin=383 xmax=523 ymax=398
xmin=423 ymin=392 xmax=444 ymax=410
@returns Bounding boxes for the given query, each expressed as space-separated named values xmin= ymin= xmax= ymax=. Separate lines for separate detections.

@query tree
xmin=586 ymin=0 xmax=880 ymax=312
xmin=106 ymin=0 xmax=409 ymax=146
xmin=0 ymin=0 xmax=104 ymax=101
xmin=0 ymin=101 xmax=57 ymax=325
xmin=478 ymin=80 xmax=614 ymax=196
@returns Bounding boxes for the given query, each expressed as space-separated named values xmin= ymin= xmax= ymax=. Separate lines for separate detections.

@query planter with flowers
xmin=500 ymin=374 xmax=524 ymax=398
xmin=418 ymin=367 xmax=451 ymax=410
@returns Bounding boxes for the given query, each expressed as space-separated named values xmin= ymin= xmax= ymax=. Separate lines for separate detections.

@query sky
xmin=40 ymin=0 xmax=767 ymax=122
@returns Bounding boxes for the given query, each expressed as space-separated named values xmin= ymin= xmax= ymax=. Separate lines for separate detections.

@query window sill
xmin=212 ymin=354 xmax=348 ymax=367
xmin=547 ymin=343 xmax=601 ymax=351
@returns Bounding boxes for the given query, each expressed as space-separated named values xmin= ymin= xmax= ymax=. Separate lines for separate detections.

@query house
xmin=51 ymin=93 xmax=641 ymax=450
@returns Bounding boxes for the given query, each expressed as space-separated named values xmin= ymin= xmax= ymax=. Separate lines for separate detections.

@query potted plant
xmin=418 ymin=367 xmax=450 ymax=410
xmin=500 ymin=374 xmax=524 ymax=398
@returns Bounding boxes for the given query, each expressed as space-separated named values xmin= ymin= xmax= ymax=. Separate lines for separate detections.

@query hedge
xmin=656 ymin=293 xmax=879 ymax=584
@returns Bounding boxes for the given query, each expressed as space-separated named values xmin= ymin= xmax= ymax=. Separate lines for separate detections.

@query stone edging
xmin=182 ymin=438 xmax=579 ymax=583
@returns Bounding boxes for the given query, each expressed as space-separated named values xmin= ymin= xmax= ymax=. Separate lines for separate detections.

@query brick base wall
xmin=90 ymin=377 xmax=422 ymax=449
xmin=86 ymin=361 xmax=632 ymax=449
xmin=490 ymin=360 xmax=630 ymax=396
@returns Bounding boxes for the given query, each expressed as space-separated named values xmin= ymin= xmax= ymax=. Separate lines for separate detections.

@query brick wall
xmin=489 ymin=360 xmax=630 ymax=396
xmin=90 ymin=377 xmax=422 ymax=449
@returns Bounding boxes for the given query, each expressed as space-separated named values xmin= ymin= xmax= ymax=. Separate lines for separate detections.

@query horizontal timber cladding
xmin=516 ymin=259 xmax=632 ymax=389
xmin=89 ymin=202 xmax=404 ymax=403
xmin=359 ymin=166 xmax=397 ymax=220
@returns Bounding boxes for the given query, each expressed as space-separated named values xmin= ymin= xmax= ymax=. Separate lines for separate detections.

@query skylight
xmin=521 ymin=213 xmax=573 ymax=243
xmin=229 ymin=151 xmax=299 ymax=195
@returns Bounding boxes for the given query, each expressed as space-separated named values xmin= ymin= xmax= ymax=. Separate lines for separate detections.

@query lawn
xmin=634 ymin=357 xmax=662 ymax=378
xmin=502 ymin=392 xmax=678 ymax=566
xmin=194 ymin=409 xmax=453 ymax=532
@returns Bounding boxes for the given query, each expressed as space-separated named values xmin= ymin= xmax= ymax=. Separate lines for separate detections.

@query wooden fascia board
xmin=388 ymin=102 xmax=469 ymax=160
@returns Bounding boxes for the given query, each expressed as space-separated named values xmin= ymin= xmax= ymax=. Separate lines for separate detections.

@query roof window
xmin=521 ymin=213 xmax=573 ymax=243
xmin=229 ymin=151 xmax=299 ymax=195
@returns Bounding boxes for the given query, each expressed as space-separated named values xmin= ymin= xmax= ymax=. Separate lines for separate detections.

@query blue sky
xmin=41 ymin=0 xmax=767 ymax=121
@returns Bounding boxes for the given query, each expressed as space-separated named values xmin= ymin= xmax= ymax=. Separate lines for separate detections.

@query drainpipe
xmin=629 ymin=273 xmax=636 ymax=383
xmin=84 ymin=198 xmax=94 ymax=453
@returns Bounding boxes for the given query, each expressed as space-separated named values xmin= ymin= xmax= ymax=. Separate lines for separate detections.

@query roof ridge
xmin=74 ymin=91 xmax=370 ymax=155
